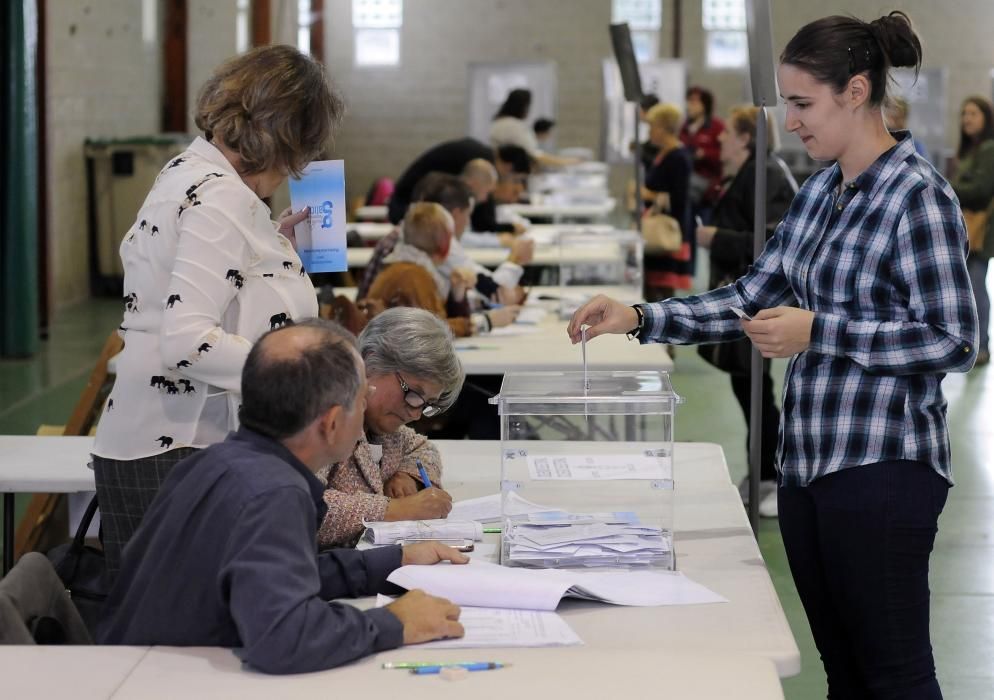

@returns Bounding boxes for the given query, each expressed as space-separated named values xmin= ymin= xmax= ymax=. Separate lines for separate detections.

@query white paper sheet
xmin=514 ymin=307 xmax=547 ymax=325
xmin=485 ymin=324 xmax=543 ymax=337
xmin=374 ymin=595 xmax=582 ymax=649
xmin=447 ymin=492 xmax=559 ymax=523
xmin=526 ymin=453 xmax=672 ymax=481
xmin=386 ymin=559 xmax=727 ymax=610
xmin=362 ymin=519 xmax=483 ymax=545
xmin=387 ymin=560 xmax=574 ymax=611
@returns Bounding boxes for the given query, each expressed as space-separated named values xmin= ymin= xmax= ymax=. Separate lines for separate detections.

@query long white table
xmin=346 ymin=241 xmax=625 ymax=269
xmin=109 ymin=648 xmax=783 ymax=699
xmin=348 ymin=222 xmax=615 ymax=244
xmin=333 ymin=285 xmax=670 ymax=375
xmin=0 ymin=436 xmax=798 ymax=681
xmin=355 ymin=204 xmax=388 ymax=221
xmin=505 ymin=198 xmax=616 ymax=222
xmin=0 ymin=645 xmax=783 ymax=699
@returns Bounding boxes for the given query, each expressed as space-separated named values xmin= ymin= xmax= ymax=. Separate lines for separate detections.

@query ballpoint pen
xmin=381 ymin=661 xmax=508 ymax=670
xmin=411 ymin=662 xmax=508 ymax=674
xmin=416 ymin=458 xmax=432 ymax=489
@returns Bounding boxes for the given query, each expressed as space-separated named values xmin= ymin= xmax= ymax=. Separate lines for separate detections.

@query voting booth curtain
xmin=1 ymin=0 xmax=40 ymax=358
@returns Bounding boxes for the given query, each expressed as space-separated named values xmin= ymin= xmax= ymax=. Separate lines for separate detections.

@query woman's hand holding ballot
xmin=567 ymin=295 xmax=639 ymax=343
xmin=741 ymin=306 xmax=814 ymax=359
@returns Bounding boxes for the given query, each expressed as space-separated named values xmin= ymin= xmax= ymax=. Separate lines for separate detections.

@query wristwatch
xmin=626 ymin=304 xmax=645 ymax=340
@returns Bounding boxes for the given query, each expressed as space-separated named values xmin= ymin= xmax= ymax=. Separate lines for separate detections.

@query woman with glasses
xmin=318 ymin=307 xmax=466 ymax=547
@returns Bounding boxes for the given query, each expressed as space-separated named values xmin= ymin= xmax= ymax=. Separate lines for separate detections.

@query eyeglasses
xmin=395 ymin=373 xmax=441 ymax=418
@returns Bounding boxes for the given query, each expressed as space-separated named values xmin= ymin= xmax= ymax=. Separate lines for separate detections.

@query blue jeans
xmin=778 ymin=460 xmax=948 ymax=699
xmin=967 ymin=253 xmax=990 ymax=352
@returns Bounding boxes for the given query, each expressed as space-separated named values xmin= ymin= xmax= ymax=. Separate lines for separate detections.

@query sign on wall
xmin=467 ymin=62 xmax=558 ymax=145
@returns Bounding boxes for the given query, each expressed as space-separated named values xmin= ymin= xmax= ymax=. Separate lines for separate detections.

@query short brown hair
xmin=195 ymin=45 xmax=344 ymax=177
xmin=403 ymin=202 xmax=453 ymax=255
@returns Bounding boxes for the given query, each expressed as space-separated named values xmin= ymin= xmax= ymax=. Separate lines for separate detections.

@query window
xmin=235 ymin=0 xmax=250 ymax=54
xmin=297 ymin=0 xmax=312 ymax=55
xmin=353 ymin=0 xmax=402 ymax=67
xmin=703 ymin=0 xmax=746 ymax=69
xmin=612 ymin=0 xmax=662 ymax=62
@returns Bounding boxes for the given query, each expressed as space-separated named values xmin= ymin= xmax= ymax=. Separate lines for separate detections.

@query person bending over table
xmin=568 ymin=11 xmax=977 ymax=697
xmin=99 ymin=320 xmax=467 ymax=674
xmin=420 ymin=173 xmax=533 ymax=307
xmin=367 ymin=202 xmax=519 ymax=336
xmin=91 ymin=45 xmax=342 ymax=578
xmin=318 ymin=308 xmax=464 ymax=547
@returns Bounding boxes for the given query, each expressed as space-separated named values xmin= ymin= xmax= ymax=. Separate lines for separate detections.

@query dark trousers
xmin=730 ymin=369 xmax=780 ymax=481
xmin=92 ymin=448 xmax=198 ymax=579
xmin=778 ymin=460 xmax=948 ymax=699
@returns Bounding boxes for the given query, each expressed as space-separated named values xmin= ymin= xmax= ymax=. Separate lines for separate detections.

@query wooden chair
xmin=12 ymin=331 xmax=123 ymax=559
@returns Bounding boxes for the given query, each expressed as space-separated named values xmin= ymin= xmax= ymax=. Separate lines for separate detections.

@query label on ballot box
xmin=288 ymin=159 xmax=347 ymax=273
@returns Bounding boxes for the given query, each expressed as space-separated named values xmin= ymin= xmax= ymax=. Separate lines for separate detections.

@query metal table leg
xmin=3 ymin=492 xmax=14 ymax=575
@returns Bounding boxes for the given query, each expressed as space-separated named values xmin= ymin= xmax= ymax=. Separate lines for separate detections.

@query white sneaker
xmin=758 ymin=487 xmax=779 ymax=518
xmin=739 ymin=478 xmax=777 ymax=506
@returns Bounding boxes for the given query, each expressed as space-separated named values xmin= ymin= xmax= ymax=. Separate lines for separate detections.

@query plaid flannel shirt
xmin=641 ymin=133 xmax=978 ymax=486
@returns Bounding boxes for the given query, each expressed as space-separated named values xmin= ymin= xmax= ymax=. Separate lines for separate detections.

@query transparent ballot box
xmin=558 ymin=229 xmax=643 ymax=317
xmin=490 ymin=370 xmax=683 ymax=570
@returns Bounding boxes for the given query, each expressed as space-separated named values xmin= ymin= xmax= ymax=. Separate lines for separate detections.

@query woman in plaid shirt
xmin=570 ymin=12 xmax=977 ymax=699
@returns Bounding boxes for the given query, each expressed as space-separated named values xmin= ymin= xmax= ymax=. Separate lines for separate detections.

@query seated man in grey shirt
xmin=98 ymin=319 xmax=466 ymax=674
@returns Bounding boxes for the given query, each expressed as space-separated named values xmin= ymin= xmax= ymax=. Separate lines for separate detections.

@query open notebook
xmin=386 ymin=559 xmax=726 ymax=611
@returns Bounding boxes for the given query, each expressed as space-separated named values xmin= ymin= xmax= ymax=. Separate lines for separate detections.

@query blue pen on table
xmin=416 ymin=459 xmax=432 ymax=489
xmin=410 ymin=662 xmax=508 ymax=675
xmin=382 ymin=661 xmax=500 ymax=670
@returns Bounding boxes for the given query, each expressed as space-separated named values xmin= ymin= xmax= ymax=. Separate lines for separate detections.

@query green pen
xmin=483 ymin=527 xmax=502 ymax=534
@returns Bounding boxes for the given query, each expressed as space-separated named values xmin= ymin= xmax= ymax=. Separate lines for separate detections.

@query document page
xmin=375 ymin=595 xmax=582 ymax=649
xmin=386 ymin=559 xmax=726 ymax=610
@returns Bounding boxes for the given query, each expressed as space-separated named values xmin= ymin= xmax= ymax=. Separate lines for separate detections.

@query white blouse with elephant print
xmin=93 ymin=137 xmax=318 ymax=460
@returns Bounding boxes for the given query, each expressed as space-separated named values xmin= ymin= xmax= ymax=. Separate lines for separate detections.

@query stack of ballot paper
xmin=503 ymin=513 xmax=673 ymax=569
xmin=387 ymin=559 xmax=726 ymax=610
xmin=362 ymin=519 xmax=483 ymax=545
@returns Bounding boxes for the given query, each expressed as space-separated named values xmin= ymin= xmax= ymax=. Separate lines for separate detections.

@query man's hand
xmin=384 ymin=472 xmax=420 ymax=498
xmin=511 ymin=221 xmax=528 ymax=236
xmin=387 ymin=590 xmax=464 ymax=645
xmin=449 ymin=268 xmax=477 ymax=301
xmin=276 ymin=207 xmax=309 ymax=250
xmin=485 ymin=305 xmax=521 ymax=328
xmin=567 ymin=295 xmax=638 ymax=344
xmin=508 ymin=237 xmax=535 ymax=265
xmin=741 ymin=306 xmax=815 ymax=358
xmin=696 ymin=225 xmax=717 ymax=249
xmin=401 ymin=541 xmax=470 ymax=566
xmin=385 ymin=487 xmax=453 ymax=520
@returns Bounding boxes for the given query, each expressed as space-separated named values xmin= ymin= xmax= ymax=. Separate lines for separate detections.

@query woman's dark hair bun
xmin=869 ymin=11 xmax=922 ymax=71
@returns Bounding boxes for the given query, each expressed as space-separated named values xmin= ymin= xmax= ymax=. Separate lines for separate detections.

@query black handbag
xmin=48 ymin=494 xmax=108 ymax=637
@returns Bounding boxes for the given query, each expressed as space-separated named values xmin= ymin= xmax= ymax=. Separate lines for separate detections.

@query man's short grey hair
xmin=461 ymin=158 xmax=498 ymax=188
xmin=359 ymin=307 xmax=465 ymax=413
xmin=240 ymin=319 xmax=362 ymax=440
